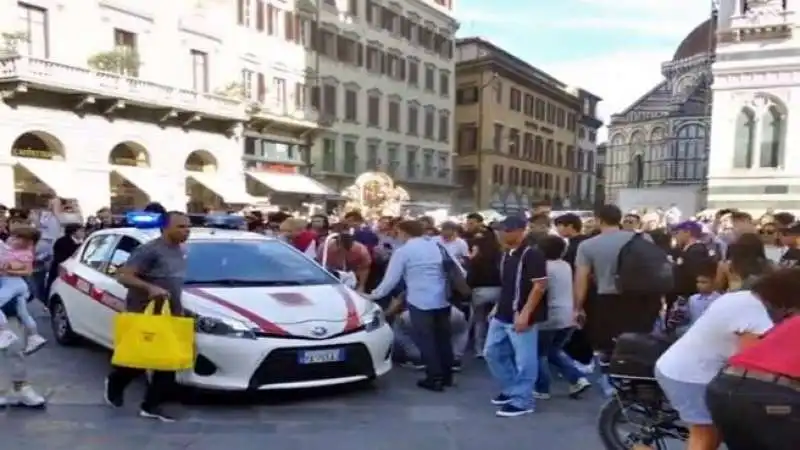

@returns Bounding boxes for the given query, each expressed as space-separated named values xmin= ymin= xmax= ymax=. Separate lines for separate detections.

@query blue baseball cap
xmin=499 ymin=216 xmax=528 ymax=231
xmin=673 ymin=220 xmax=703 ymax=236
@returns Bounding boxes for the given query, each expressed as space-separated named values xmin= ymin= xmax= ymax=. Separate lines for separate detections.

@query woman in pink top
xmin=0 ymin=226 xmax=47 ymax=354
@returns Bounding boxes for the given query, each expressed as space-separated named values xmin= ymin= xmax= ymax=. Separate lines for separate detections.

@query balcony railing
xmin=0 ymin=54 xmax=246 ymax=120
xmin=0 ymin=54 xmax=321 ymax=128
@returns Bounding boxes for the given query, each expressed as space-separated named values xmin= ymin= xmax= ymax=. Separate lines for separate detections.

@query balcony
xmin=0 ymin=54 xmax=246 ymax=121
xmin=250 ymin=97 xmax=319 ymax=130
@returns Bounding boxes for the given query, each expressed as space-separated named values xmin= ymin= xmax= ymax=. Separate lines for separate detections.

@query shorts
xmin=655 ymin=368 xmax=713 ymax=425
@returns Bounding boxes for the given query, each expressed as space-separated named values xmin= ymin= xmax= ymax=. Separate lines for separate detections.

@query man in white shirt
xmin=437 ymin=221 xmax=469 ymax=263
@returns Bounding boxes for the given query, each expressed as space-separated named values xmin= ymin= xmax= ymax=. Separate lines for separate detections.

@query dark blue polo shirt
xmin=496 ymin=244 xmax=548 ymax=324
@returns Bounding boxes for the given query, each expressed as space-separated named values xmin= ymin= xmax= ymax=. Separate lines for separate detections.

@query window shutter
xmin=256 ymin=0 xmax=265 ymax=31
xmin=257 ymin=73 xmax=266 ymax=102
xmin=237 ymin=0 xmax=245 ymax=24
xmin=285 ymin=11 xmax=294 ymax=41
xmin=309 ymin=21 xmax=318 ymax=51
xmin=266 ymin=5 xmax=275 ymax=34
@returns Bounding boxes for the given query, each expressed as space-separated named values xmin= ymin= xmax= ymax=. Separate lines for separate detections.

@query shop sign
xmin=246 ymin=161 xmax=297 ymax=174
xmin=12 ymin=148 xmax=52 ymax=159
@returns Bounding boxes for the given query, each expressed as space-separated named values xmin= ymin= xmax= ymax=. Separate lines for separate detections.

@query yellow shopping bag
xmin=111 ymin=298 xmax=195 ymax=371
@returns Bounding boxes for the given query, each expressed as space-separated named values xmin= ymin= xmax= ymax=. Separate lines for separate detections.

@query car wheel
xmin=50 ymin=297 xmax=80 ymax=346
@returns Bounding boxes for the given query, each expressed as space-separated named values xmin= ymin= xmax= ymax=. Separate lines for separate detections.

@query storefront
xmin=108 ymin=142 xmax=152 ymax=213
xmin=243 ymin=136 xmax=339 ymax=210
xmin=184 ymin=150 xmax=254 ymax=213
xmin=10 ymin=131 xmax=76 ymax=209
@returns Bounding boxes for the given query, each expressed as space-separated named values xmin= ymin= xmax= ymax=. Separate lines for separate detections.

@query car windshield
xmin=183 ymin=240 xmax=337 ymax=286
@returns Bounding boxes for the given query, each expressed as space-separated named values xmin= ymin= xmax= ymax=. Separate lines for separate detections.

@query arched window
xmin=675 ymin=125 xmax=706 ymax=181
xmin=759 ymin=105 xmax=784 ymax=168
xmin=732 ymin=108 xmax=755 ymax=169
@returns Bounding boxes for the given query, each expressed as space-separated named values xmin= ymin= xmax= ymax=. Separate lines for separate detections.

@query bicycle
xmin=596 ymin=332 xmax=689 ymax=450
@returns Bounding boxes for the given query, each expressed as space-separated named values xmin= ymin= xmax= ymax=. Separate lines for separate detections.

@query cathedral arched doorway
xmin=11 ymin=131 xmax=67 ymax=208
xmin=631 ymin=154 xmax=644 ymax=188
xmin=184 ymin=150 xmax=221 ymax=213
xmin=108 ymin=142 xmax=151 ymax=213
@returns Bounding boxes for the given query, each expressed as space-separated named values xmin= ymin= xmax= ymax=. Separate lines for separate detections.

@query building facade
xmin=308 ymin=0 xmax=459 ymax=208
xmin=453 ymin=37 xmax=588 ymax=213
xmin=0 ymin=0 xmax=341 ymax=215
xmin=574 ymin=89 xmax=602 ymax=208
xmin=604 ymin=18 xmax=715 ymax=204
xmin=708 ymin=0 xmax=799 ymax=213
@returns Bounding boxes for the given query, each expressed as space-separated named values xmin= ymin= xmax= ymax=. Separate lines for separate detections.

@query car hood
xmin=182 ymin=284 xmax=369 ymax=333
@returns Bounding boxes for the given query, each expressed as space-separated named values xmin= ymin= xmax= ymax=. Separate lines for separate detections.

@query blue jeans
xmin=483 ymin=318 xmax=539 ymax=409
xmin=535 ymin=327 xmax=585 ymax=394
xmin=0 ymin=276 xmax=36 ymax=331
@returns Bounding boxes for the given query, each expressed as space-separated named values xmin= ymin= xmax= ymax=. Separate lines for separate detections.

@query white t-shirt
xmin=438 ymin=236 xmax=469 ymax=262
xmin=541 ymin=260 xmax=574 ymax=330
xmin=656 ymin=290 xmax=774 ymax=383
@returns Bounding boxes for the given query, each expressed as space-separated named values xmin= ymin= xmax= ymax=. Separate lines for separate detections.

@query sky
xmin=456 ymin=0 xmax=713 ymax=141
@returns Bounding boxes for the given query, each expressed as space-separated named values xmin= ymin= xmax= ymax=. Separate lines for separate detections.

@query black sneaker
xmin=490 ymin=394 xmax=512 ymax=405
xmin=416 ymin=378 xmax=444 ymax=392
xmin=139 ymin=406 xmax=176 ymax=422
xmin=451 ymin=361 xmax=462 ymax=372
xmin=496 ymin=404 xmax=533 ymax=417
xmin=103 ymin=378 xmax=123 ymax=408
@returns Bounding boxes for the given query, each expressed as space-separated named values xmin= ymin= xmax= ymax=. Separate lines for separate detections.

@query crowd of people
xmin=1 ymin=196 xmax=799 ymax=448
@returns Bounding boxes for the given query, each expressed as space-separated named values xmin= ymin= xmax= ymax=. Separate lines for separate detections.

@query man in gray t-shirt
xmin=575 ymin=229 xmax=643 ymax=295
xmin=573 ymin=205 xmax=661 ymax=354
xmin=122 ymin=237 xmax=187 ymax=315
xmin=105 ymin=211 xmax=190 ymax=422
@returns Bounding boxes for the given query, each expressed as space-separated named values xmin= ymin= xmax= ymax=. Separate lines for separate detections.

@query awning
xmin=186 ymin=172 xmax=255 ymax=204
xmin=246 ymin=171 xmax=337 ymax=197
xmin=13 ymin=158 xmax=76 ymax=198
xmin=111 ymin=166 xmax=162 ymax=200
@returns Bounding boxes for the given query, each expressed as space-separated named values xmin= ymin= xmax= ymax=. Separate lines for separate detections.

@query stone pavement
xmin=0 ymin=307 xmax=619 ymax=450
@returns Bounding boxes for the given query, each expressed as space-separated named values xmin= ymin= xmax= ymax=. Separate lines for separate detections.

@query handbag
xmin=436 ymin=244 xmax=471 ymax=307
xmin=112 ymin=297 xmax=195 ymax=371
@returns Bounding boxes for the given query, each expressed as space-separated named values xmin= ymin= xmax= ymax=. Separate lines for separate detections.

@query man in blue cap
xmin=484 ymin=215 xmax=548 ymax=417
xmin=673 ymin=220 xmax=716 ymax=299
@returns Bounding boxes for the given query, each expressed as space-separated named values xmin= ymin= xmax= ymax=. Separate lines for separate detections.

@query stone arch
xmin=184 ymin=149 xmax=218 ymax=173
xmin=10 ymin=130 xmax=68 ymax=209
xmin=629 ymin=131 xmax=646 ymax=156
xmin=108 ymin=141 xmax=150 ymax=167
xmin=11 ymin=130 xmax=66 ymax=160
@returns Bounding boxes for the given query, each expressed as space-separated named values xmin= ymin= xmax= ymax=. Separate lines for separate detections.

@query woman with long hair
xmin=464 ymin=226 xmax=502 ymax=358
xmin=715 ymin=233 xmax=771 ymax=291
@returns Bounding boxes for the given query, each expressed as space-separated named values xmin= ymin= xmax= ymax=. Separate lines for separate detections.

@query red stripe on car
xmin=58 ymin=267 xmax=125 ymax=312
xmin=185 ymin=287 xmax=289 ymax=336
xmin=335 ymin=285 xmax=362 ymax=331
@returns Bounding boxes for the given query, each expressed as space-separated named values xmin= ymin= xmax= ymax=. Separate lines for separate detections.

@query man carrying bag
xmin=104 ymin=211 xmax=193 ymax=422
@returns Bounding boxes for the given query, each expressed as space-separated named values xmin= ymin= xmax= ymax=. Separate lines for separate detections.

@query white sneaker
xmin=23 ymin=334 xmax=47 ymax=355
xmin=0 ymin=329 xmax=19 ymax=350
xmin=569 ymin=378 xmax=592 ymax=397
xmin=7 ymin=385 xmax=46 ymax=407
xmin=0 ymin=396 xmax=7 ymax=407
xmin=532 ymin=391 xmax=551 ymax=400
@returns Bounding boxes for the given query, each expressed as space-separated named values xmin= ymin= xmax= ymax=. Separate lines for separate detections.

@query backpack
xmin=615 ymin=233 xmax=674 ymax=295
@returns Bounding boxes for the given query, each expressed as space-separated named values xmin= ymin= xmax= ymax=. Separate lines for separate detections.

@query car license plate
xmin=298 ymin=348 xmax=345 ymax=364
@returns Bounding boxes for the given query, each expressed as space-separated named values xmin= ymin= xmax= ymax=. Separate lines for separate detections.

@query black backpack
xmin=615 ymin=233 xmax=674 ymax=295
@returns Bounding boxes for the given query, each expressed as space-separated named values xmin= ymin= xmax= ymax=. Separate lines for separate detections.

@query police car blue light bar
xmin=125 ymin=211 xmax=164 ymax=229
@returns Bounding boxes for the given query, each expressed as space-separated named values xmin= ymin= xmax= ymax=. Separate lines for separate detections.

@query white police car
xmin=49 ymin=213 xmax=393 ymax=391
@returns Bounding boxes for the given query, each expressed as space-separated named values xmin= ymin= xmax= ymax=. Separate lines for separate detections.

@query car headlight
xmin=361 ymin=305 xmax=386 ymax=332
xmin=194 ymin=314 xmax=257 ymax=339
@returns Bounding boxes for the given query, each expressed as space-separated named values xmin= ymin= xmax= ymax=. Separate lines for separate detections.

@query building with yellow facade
xmin=454 ymin=37 xmax=599 ymax=212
